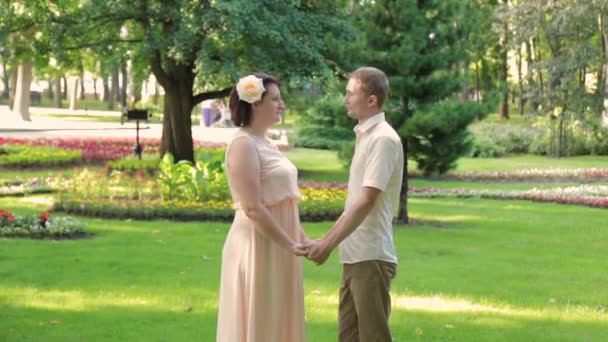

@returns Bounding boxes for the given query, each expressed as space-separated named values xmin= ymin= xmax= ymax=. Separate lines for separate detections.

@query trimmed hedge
xmin=0 ymin=144 xmax=82 ymax=168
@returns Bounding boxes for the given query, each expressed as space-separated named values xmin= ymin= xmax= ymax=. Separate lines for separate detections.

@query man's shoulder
xmin=369 ymin=122 xmax=401 ymax=145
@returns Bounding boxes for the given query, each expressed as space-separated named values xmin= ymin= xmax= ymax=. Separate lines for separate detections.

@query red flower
xmin=134 ymin=170 xmax=146 ymax=179
xmin=39 ymin=212 xmax=50 ymax=221
xmin=0 ymin=209 xmax=15 ymax=223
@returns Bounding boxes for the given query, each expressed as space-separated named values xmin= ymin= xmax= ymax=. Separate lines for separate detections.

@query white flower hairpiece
xmin=236 ymin=75 xmax=265 ymax=103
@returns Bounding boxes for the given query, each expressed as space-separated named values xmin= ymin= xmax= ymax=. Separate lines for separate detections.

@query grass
xmin=284 ymin=148 xmax=347 ymax=183
xmin=452 ymin=155 xmax=608 ymax=172
xmin=479 ymin=113 xmax=536 ymax=125
xmin=1 ymin=195 xmax=607 ymax=341
xmin=284 ymin=148 xmax=608 ymax=184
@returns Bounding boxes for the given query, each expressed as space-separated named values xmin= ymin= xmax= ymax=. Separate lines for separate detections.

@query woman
xmin=216 ymin=73 xmax=310 ymax=342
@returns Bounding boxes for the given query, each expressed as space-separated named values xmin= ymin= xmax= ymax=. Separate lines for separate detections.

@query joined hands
xmin=296 ymin=239 xmax=332 ymax=266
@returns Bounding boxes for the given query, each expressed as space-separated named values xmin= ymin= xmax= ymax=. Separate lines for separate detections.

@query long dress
xmin=216 ymin=129 xmax=306 ymax=342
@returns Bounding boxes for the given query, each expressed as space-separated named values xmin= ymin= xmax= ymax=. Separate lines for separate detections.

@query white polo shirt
xmin=339 ymin=112 xmax=404 ymax=265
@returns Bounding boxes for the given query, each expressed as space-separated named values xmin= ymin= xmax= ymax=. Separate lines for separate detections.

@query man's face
xmin=343 ymin=78 xmax=369 ymax=120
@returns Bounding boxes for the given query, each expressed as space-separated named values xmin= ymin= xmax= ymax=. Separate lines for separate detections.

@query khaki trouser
xmin=338 ymin=260 xmax=397 ymax=342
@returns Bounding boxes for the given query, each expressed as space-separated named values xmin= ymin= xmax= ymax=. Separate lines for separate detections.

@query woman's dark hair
xmin=229 ymin=72 xmax=281 ymax=127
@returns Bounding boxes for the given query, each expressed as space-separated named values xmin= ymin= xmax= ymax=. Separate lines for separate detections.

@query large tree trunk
xmin=53 ymin=79 xmax=62 ymax=108
xmin=8 ymin=67 xmax=17 ymax=110
xmin=151 ymin=50 xmax=231 ymax=162
xmin=12 ymin=60 xmax=33 ymax=121
xmin=161 ymin=84 xmax=195 ymax=162
xmin=68 ymin=77 xmax=79 ymax=111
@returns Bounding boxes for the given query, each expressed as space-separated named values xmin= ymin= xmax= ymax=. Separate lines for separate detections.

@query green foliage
xmin=291 ymin=126 xmax=354 ymax=150
xmin=0 ymin=1 xmax=354 ymax=162
xmin=530 ymin=114 xmax=608 ymax=156
xmin=106 ymin=148 xmax=226 ymax=176
xmin=292 ymin=92 xmax=355 ymax=150
xmin=469 ymin=122 xmax=537 ymax=158
xmin=337 ymin=140 xmax=355 ymax=168
xmin=106 ymin=156 xmax=160 ymax=176
xmin=403 ymin=99 xmax=496 ymax=175
xmin=353 ymin=0 xmax=497 ymax=175
xmin=0 ymin=145 xmax=82 ymax=168
xmin=150 ymin=152 xmax=230 ymax=202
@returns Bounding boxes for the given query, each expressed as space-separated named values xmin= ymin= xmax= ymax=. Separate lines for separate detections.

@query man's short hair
xmin=350 ymin=67 xmax=389 ymax=108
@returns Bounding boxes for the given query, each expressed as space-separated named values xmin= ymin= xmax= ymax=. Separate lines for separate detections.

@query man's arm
xmin=304 ymin=186 xmax=381 ymax=265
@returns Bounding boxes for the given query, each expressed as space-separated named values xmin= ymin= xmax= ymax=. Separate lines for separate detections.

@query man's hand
xmin=300 ymin=239 xmax=333 ymax=266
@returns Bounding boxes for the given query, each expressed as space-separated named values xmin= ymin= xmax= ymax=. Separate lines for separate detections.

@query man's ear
xmin=368 ymin=95 xmax=378 ymax=108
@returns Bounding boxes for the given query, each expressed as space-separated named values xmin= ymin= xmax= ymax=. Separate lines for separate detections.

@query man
xmin=302 ymin=67 xmax=404 ymax=342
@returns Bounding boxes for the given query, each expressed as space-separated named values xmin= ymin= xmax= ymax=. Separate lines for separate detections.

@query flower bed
xmin=411 ymin=185 xmax=608 ymax=209
xmin=410 ymin=168 xmax=608 ymax=182
xmin=53 ymin=181 xmax=346 ymax=222
xmin=0 ymin=209 xmax=89 ymax=239
xmin=0 ymin=137 xmax=289 ymax=164
xmin=0 ymin=178 xmax=60 ymax=197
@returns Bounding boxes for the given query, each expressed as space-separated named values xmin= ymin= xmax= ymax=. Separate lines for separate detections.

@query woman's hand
xmin=290 ymin=243 xmax=310 ymax=256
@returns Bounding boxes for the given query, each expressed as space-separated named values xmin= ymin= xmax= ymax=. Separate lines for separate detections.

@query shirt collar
xmin=354 ymin=112 xmax=385 ymax=136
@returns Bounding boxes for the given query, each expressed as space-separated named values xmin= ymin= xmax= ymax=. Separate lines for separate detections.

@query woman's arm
xmin=226 ymin=137 xmax=307 ymax=256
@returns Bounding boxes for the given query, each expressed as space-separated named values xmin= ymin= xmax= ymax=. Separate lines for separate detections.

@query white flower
xmin=236 ymin=75 xmax=265 ymax=103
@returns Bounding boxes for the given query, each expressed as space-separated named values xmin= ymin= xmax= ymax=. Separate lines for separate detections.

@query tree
xmin=353 ymin=0 xmax=497 ymax=223
xmin=505 ymin=0 xmax=601 ymax=156
xmin=1 ymin=1 xmax=352 ymax=162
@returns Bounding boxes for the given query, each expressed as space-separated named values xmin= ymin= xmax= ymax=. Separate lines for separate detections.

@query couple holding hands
xmin=216 ymin=67 xmax=404 ymax=342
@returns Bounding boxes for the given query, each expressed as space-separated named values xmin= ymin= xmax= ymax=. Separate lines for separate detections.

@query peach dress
xmin=216 ymin=130 xmax=306 ymax=342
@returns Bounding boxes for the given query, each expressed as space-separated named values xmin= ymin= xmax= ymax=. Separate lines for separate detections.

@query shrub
xmin=291 ymin=126 xmax=355 ymax=150
xmin=468 ymin=122 xmax=536 ymax=157
xmin=106 ymin=148 xmax=226 ymax=176
xmin=529 ymin=113 xmax=608 ymax=156
xmin=291 ymin=93 xmax=356 ymax=150
xmin=106 ymin=156 xmax=160 ymax=176
xmin=0 ymin=144 xmax=82 ymax=167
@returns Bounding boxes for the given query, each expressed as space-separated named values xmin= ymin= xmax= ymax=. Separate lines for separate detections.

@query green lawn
xmin=453 ymin=155 xmax=608 ymax=172
xmin=284 ymin=148 xmax=608 ymax=184
xmin=1 ymin=195 xmax=607 ymax=341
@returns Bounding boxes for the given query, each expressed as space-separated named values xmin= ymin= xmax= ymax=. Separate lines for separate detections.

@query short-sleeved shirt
xmin=338 ymin=112 xmax=404 ymax=264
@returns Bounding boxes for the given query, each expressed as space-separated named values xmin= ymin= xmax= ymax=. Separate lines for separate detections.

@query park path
xmin=0 ymin=105 xmax=289 ymax=145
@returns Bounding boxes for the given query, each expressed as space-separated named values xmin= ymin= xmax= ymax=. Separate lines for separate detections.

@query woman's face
xmin=252 ymin=83 xmax=284 ymax=127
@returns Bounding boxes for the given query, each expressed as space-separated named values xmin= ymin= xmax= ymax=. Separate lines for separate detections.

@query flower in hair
xmin=236 ymin=75 xmax=265 ymax=103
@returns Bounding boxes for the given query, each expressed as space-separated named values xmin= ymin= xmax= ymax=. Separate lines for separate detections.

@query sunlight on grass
xmin=0 ymin=286 xmax=219 ymax=314
xmin=393 ymin=294 xmax=607 ymax=323
xmin=20 ymin=195 xmax=54 ymax=206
